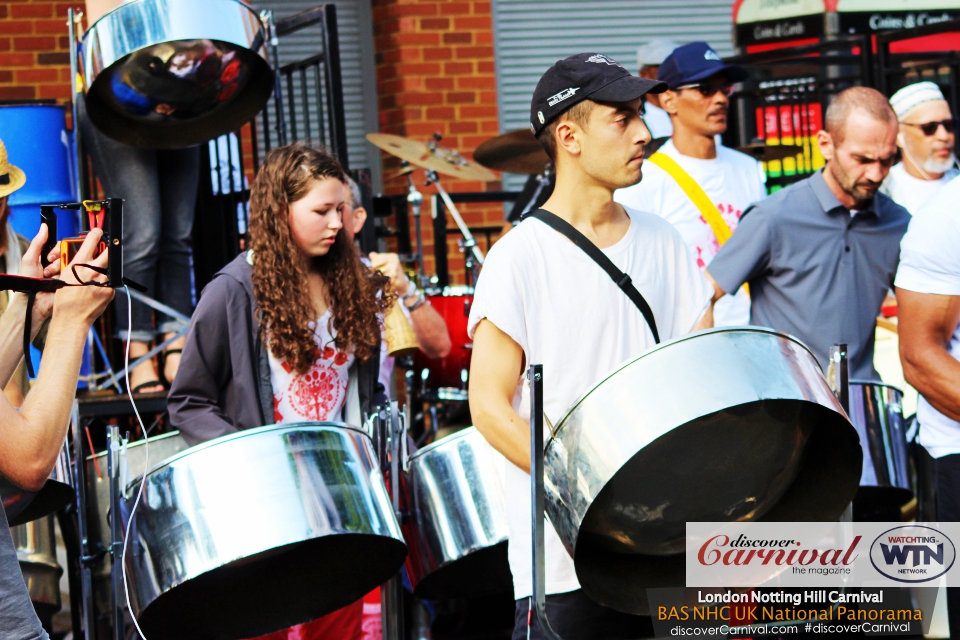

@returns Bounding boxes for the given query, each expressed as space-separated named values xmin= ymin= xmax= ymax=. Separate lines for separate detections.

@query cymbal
xmin=367 ymin=133 xmax=496 ymax=182
xmin=736 ymin=142 xmax=805 ymax=163
xmin=474 ymin=128 xmax=549 ymax=175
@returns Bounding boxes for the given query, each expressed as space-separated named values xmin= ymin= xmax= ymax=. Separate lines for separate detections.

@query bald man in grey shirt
xmin=706 ymin=87 xmax=909 ymax=379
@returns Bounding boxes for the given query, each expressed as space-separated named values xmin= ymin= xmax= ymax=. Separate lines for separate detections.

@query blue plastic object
xmin=0 ymin=104 xmax=87 ymax=383
xmin=0 ymin=104 xmax=79 ymax=240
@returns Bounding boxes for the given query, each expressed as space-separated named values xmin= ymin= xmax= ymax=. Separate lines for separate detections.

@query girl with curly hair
xmin=169 ymin=143 xmax=392 ymax=638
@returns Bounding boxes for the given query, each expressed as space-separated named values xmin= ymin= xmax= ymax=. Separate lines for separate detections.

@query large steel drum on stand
xmin=541 ymin=327 xmax=862 ymax=614
xmin=121 ymin=423 xmax=407 ymax=640
xmin=81 ymin=0 xmax=273 ymax=149
xmin=404 ymin=427 xmax=512 ymax=600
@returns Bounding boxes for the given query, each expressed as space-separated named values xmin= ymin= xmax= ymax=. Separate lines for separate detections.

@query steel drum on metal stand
xmin=537 ymin=327 xmax=861 ymax=614
xmin=403 ymin=427 xmax=512 ymax=600
xmin=80 ymin=0 xmax=274 ymax=149
xmin=121 ymin=422 xmax=406 ymax=640
xmin=848 ymin=381 xmax=914 ymax=520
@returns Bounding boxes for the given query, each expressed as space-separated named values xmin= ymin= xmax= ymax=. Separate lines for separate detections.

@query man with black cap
xmin=467 ymin=53 xmax=713 ymax=639
xmin=616 ymin=41 xmax=765 ymax=327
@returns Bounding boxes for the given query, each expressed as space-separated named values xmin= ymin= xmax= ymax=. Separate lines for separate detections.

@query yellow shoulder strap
xmin=647 ymin=152 xmax=732 ymax=245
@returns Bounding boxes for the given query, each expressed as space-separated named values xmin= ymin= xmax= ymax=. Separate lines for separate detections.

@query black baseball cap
xmin=530 ymin=53 xmax=667 ymax=136
xmin=657 ymin=41 xmax=749 ymax=90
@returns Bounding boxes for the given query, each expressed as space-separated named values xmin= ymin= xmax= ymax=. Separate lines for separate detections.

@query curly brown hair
xmin=249 ymin=143 xmax=393 ymax=374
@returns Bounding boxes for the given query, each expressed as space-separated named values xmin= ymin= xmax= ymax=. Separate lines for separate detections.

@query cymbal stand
xmin=405 ymin=169 xmax=428 ymax=288
xmin=425 ymin=169 xmax=485 ymax=273
xmin=529 ymin=364 xmax=564 ymax=640
xmin=517 ymin=163 xmax=553 ymax=219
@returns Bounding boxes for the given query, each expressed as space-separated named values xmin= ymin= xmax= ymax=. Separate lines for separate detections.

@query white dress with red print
xmin=614 ymin=139 xmax=767 ymax=327
xmin=268 ymin=310 xmax=356 ymax=424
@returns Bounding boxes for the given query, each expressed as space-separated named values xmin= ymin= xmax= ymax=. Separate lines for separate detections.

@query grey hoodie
xmin=168 ymin=253 xmax=384 ymax=446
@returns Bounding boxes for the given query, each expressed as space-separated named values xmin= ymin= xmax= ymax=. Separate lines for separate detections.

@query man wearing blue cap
xmin=615 ymin=42 xmax=765 ymax=327
xmin=468 ymin=52 xmax=712 ymax=639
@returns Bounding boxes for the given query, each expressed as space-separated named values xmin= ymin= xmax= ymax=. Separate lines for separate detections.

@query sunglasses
xmin=676 ymin=82 xmax=735 ymax=98
xmin=901 ymin=118 xmax=959 ymax=136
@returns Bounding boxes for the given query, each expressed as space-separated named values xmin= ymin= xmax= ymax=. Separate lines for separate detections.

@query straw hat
xmin=0 ymin=139 xmax=26 ymax=199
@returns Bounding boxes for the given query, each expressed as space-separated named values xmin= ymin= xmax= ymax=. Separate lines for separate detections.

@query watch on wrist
xmin=403 ymin=286 xmax=426 ymax=311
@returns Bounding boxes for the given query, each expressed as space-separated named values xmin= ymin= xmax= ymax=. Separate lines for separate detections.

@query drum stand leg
xmin=107 ymin=426 xmax=125 ymax=640
xmin=528 ymin=364 xmax=564 ymax=640
xmin=72 ymin=401 xmax=99 ymax=639
xmin=426 ymin=171 xmax=484 ymax=285
xmin=378 ymin=402 xmax=406 ymax=640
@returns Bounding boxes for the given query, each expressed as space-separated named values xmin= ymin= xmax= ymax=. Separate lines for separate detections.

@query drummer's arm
xmin=469 ymin=319 xmax=531 ymax=473
xmin=409 ymin=301 xmax=451 ymax=360
xmin=897 ymin=288 xmax=960 ymax=422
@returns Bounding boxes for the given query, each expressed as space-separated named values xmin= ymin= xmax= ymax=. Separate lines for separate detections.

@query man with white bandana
xmin=881 ymin=81 xmax=958 ymax=214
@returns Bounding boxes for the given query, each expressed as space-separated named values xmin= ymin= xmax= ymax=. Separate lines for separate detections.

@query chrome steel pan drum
xmin=849 ymin=381 xmax=913 ymax=518
xmin=12 ymin=515 xmax=63 ymax=618
xmin=81 ymin=0 xmax=273 ymax=148
xmin=123 ymin=422 xmax=407 ymax=640
xmin=2 ymin=444 xmax=73 ymax=527
xmin=544 ymin=327 xmax=861 ymax=614
xmin=404 ymin=427 xmax=511 ymax=599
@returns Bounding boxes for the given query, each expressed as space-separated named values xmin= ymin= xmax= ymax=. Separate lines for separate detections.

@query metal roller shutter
xmin=492 ymin=0 xmax=735 ymax=190
xmin=253 ymin=0 xmax=380 ymax=184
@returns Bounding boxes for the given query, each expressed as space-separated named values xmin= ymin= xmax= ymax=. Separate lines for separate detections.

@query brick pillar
xmin=0 ymin=1 xmax=83 ymax=104
xmin=372 ymin=0 xmax=503 ymax=285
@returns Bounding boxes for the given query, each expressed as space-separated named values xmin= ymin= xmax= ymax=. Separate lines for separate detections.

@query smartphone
xmin=60 ymin=235 xmax=106 ymax=271
xmin=39 ymin=206 xmax=58 ymax=268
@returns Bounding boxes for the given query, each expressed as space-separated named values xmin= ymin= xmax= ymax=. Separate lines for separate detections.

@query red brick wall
xmin=372 ymin=0 xmax=504 ymax=284
xmin=0 ymin=1 xmax=84 ymax=104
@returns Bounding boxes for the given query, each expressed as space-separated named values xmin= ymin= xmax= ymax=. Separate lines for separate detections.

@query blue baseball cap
xmin=657 ymin=42 xmax=749 ymax=90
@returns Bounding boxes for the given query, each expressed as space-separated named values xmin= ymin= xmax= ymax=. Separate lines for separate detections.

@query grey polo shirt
xmin=708 ymin=170 xmax=910 ymax=380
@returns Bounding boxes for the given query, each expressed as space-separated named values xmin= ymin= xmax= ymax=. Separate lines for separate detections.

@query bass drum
xmin=122 ymin=422 xmax=407 ymax=640
xmin=404 ymin=427 xmax=511 ymax=600
xmin=849 ymin=381 xmax=913 ymax=520
xmin=414 ymin=286 xmax=474 ymax=401
xmin=2 ymin=444 xmax=73 ymax=527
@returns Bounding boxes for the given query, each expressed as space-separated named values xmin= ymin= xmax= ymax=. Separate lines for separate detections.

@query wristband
xmin=403 ymin=287 xmax=426 ymax=311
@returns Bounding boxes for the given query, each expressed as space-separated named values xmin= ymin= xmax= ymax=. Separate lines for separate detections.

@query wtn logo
xmin=880 ymin=543 xmax=944 ymax=567
xmin=871 ymin=526 xmax=956 ymax=583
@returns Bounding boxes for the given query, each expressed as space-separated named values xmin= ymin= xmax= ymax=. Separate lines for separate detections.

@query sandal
xmin=160 ymin=348 xmax=183 ymax=388
xmin=132 ymin=380 xmax=164 ymax=395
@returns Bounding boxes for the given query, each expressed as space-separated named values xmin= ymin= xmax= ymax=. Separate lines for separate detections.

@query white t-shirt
xmin=643 ymin=102 xmax=673 ymax=138
xmin=467 ymin=206 xmax=712 ymax=600
xmin=894 ymin=175 xmax=960 ymax=458
xmin=881 ymin=162 xmax=959 ymax=216
xmin=614 ymin=139 xmax=766 ymax=327
xmin=269 ymin=310 xmax=355 ymax=423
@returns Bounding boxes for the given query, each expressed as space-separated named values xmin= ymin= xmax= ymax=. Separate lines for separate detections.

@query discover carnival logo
xmin=869 ymin=525 xmax=957 ymax=583
xmin=698 ymin=534 xmax=861 ymax=571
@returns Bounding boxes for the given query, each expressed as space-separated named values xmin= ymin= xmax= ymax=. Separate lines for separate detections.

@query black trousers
xmin=936 ymin=453 xmax=960 ymax=639
xmin=513 ymin=590 xmax=653 ymax=640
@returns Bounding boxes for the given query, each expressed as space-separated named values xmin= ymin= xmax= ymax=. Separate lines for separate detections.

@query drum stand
xmin=528 ymin=364 xmax=565 ymax=640
xmin=369 ymin=401 xmax=408 ymax=640
xmin=405 ymin=172 xmax=430 ymax=289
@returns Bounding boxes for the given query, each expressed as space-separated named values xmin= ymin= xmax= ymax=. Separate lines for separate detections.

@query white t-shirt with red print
xmin=615 ymin=138 xmax=766 ymax=326
xmin=268 ymin=310 xmax=356 ymax=424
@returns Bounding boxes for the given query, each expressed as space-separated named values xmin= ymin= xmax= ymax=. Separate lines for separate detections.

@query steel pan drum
xmin=122 ymin=422 xmax=407 ymax=640
xmin=82 ymin=0 xmax=273 ymax=149
xmin=2 ymin=445 xmax=73 ymax=527
xmin=544 ymin=327 xmax=861 ymax=614
xmin=12 ymin=515 xmax=63 ymax=618
xmin=404 ymin=427 xmax=511 ymax=599
xmin=87 ymin=431 xmax=189 ymax=615
xmin=849 ymin=381 xmax=913 ymax=518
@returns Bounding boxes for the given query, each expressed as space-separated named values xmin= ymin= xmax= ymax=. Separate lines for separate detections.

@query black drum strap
xmin=526 ymin=208 xmax=660 ymax=344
